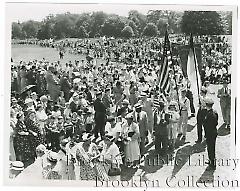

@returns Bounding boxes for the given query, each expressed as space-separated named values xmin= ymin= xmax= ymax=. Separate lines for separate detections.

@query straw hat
xmin=11 ymin=161 xmax=24 ymax=171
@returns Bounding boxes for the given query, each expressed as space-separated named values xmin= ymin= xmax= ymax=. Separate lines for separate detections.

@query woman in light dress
xmin=74 ymin=133 xmax=99 ymax=180
xmin=36 ymin=104 xmax=48 ymax=138
xmin=167 ymin=101 xmax=180 ymax=150
xmin=121 ymin=113 xmax=140 ymax=168
xmin=98 ymin=134 xmax=123 ymax=181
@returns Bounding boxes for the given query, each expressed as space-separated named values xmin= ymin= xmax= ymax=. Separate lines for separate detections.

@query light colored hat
xmin=125 ymin=113 xmax=134 ymax=119
xmin=204 ymin=97 xmax=214 ymax=105
xmin=82 ymin=133 xmax=93 ymax=141
xmin=11 ymin=161 xmax=24 ymax=171
xmin=140 ymin=92 xmax=147 ymax=97
xmin=36 ymin=144 xmax=47 ymax=153
xmin=47 ymin=151 xmax=59 ymax=163
xmin=122 ymin=99 xmax=130 ymax=105
xmin=40 ymin=95 xmax=48 ymax=102
xmin=25 ymin=98 xmax=33 ymax=104
xmin=134 ymin=102 xmax=143 ymax=109
xmin=169 ymin=101 xmax=178 ymax=108
xmin=31 ymin=92 xmax=37 ymax=96
xmin=11 ymin=97 xmax=17 ymax=102
xmin=73 ymin=78 xmax=81 ymax=84
xmin=72 ymin=92 xmax=79 ymax=97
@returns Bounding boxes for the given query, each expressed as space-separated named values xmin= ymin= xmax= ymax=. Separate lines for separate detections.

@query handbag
xmin=108 ymin=161 xmax=121 ymax=176
xmin=108 ymin=166 xmax=121 ymax=176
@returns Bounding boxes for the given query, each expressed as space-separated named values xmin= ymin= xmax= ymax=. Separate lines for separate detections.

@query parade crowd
xmin=9 ymin=35 xmax=231 ymax=180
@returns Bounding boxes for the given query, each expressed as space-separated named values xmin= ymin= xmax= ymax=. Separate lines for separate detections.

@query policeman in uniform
xmin=202 ymin=97 xmax=218 ymax=170
xmin=93 ymin=91 xmax=107 ymax=140
xmin=153 ymin=100 xmax=170 ymax=155
xmin=196 ymin=87 xmax=208 ymax=143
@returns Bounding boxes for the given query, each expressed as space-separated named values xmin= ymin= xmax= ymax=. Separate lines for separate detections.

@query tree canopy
xmin=12 ymin=10 xmax=232 ymax=40
xmin=181 ymin=11 xmax=224 ymax=35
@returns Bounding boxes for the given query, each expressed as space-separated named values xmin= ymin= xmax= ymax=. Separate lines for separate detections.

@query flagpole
xmin=190 ymin=33 xmax=201 ymax=105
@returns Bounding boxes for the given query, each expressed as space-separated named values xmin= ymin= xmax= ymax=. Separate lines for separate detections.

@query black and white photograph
xmin=3 ymin=1 xmax=239 ymax=188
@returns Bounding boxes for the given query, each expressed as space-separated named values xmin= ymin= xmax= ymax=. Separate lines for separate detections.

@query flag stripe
xmin=158 ymin=31 xmax=172 ymax=97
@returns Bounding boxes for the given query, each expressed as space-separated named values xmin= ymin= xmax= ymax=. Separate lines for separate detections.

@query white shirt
xmin=105 ymin=122 xmax=122 ymax=138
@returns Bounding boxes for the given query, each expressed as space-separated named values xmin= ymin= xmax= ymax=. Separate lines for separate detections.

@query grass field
xmin=12 ymin=44 xmax=88 ymax=64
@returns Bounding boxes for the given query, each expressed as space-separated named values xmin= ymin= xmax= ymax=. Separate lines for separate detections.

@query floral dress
xmin=25 ymin=118 xmax=44 ymax=156
xmin=14 ymin=120 xmax=33 ymax=163
xmin=76 ymin=142 xmax=98 ymax=180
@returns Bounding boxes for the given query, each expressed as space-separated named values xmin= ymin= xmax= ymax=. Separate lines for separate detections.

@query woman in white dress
xmin=36 ymin=104 xmax=48 ymax=137
xmin=99 ymin=134 xmax=122 ymax=181
xmin=167 ymin=101 xmax=180 ymax=150
xmin=122 ymin=113 xmax=140 ymax=168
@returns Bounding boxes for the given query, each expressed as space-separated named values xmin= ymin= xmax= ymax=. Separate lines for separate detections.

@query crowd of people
xmin=13 ymin=35 xmax=232 ymax=85
xmin=9 ymin=35 xmax=231 ymax=180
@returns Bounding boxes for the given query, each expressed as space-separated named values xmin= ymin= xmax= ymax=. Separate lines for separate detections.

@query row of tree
xmin=12 ymin=10 xmax=232 ymax=40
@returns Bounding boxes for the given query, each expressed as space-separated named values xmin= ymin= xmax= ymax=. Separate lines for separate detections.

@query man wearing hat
xmin=69 ymin=92 xmax=81 ymax=113
xmin=196 ymin=87 xmax=208 ymax=143
xmin=178 ymin=88 xmax=190 ymax=140
xmin=93 ymin=91 xmax=107 ymax=140
xmin=133 ymin=102 xmax=148 ymax=156
xmin=46 ymin=66 xmax=60 ymax=102
xmin=153 ymin=100 xmax=170 ymax=155
xmin=25 ymin=98 xmax=35 ymax=112
xmin=140 ymin=91 xmax=154 ymax=142
xmin=9 ymin=161 xmax=24 ymax=178
xmin=102 ymin=87 xmax=112 ymax=115
xmin=217 ymin=80 xmax=231 ymax=129
xmin=60 ymin=72 xmax=71 ymax=102
xmin=117 ymin=99 xmax=131 ymax=117
xmin=202 ymin=97 xmax=218 ymax=170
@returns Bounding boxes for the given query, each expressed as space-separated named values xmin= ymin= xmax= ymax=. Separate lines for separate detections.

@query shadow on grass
xmin=170 ymin=141 xmax=207 ymax=180
xmin=197 ymin=168 xmax=215 ymax=184
xmin=217 ymin=123 xmax=230 ymax=136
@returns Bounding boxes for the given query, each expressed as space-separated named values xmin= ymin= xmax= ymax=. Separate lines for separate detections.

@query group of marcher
xmin=9 ymin=35 xmax=232 ymax=180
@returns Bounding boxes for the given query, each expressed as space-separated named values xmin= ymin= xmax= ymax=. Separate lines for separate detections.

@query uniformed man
xmin=202 ymin=97 xmax=218 ymax=170
xmin=93 ymin=91 xmax=107 ymax=140
xmin=153 ymin=100 xmax=170 ymax=155
xmin=178 ymin=88 xmax=190 ymax=140
xmin=217 ymin=79 xmax=231 ymax=129
xmin=196 ymin=87 xmax=208 ymax=143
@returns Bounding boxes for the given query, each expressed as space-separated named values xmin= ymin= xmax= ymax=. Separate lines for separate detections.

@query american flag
xmin=158 ymin=30 xmax=172 ymax=98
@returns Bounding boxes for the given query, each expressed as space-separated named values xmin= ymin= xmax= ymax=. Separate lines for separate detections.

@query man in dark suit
xmin=60 ymin=72 xmax=71 ymax=102
xmin=202 ymin=97 xmax=218 ymax=170
xmin=217 ymin=80 xmax=231 ymax=129
xmin=195 ymin=87 xmax=208 ymax=143
xmin=93 ymin=91 xmax=107 ymax=140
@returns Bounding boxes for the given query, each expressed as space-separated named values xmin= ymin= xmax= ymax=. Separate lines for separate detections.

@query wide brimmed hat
xmin=96 ymin=91 xmax=102 ymax=96
xmin=204 ymin=97 xmax=214 ymax=105
xmin=125 ymin=113 xmax=134 ymax=119
xmin=16 ymin=112 xmax=24 ymax=119
xmin=25 ymin=98 xmax=33 ymax=104
xmin=122 ymin=99 xmax=130 ymax=105
xmin=47 ymin=151 xmax=58 ymax=163
xmin=104 ymin=134 xmax=115 ymax=142
xmin=36 ymin=144 xmax=47 ymax=153
xmin=82 ymin=133 xmax=93 ymax=142
xmin=40 ymin=95 xmax=48 ymax=102
xmin=134 ymin=103 xmax=143 ymax=109
xmin=140 ymin=92 xmax=147 ymax=97
xmin=169 ymin=101 xmax=178 ymax=108
xmin=11 ymin=161 xmax=24 ymax=171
